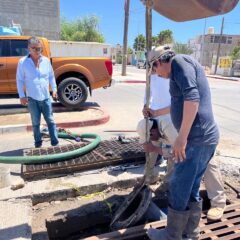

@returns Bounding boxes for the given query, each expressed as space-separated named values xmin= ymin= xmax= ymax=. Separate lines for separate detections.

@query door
xmin=7 ymin=39 xmax=28 ymax=92
xmin=0 ymin=40 xmax=10 ymax=93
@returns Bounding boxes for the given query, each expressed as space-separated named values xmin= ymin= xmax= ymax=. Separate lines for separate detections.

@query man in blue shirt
xmin=146 ymin=46 xmax=220 ymax=240
xmin=16 ymin=36 xmax=59 ymax=148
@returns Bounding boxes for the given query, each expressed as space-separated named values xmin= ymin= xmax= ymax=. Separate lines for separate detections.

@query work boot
xmin=207 ymin=207 xmax=225 ymax=221
xmin=147 ymin=207 xmax=189 ymax=240
xmin=182 ymin=200 xmax=202 ymax=240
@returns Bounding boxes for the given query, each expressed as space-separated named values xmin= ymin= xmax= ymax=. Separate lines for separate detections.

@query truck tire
xmin=57 ymin=77 xmax=88 ymax=108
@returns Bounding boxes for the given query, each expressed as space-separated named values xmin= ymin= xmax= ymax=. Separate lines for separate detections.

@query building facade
xmin=0 ymin=0 xmax=60 ymax=40
xmin=189 ymin=33 xmax=240 ymax=67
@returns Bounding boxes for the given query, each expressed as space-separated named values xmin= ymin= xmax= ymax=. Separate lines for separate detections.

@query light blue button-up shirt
xmin=16 ymin=55 xmax=57 ymax=101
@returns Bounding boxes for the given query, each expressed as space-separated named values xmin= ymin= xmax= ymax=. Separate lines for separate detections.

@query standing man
xmin=147 ymin=46 xmax=220 ymax=240
xmin=16 ymin=36 xmax=59 ymax=148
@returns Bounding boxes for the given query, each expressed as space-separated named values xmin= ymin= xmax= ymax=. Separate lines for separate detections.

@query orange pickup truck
xmin=0 ymin=36 xmax=112 ymax=108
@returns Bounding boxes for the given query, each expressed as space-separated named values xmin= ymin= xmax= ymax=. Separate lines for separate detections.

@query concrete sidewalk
xmin=0 ymin=106 xmax=110 ymax=135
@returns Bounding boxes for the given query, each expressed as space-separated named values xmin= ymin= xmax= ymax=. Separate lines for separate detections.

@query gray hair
xmin=28 ymin=36 xmax=41 ymax=46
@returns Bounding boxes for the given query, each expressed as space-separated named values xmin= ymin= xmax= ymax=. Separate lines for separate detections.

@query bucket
xmin=144 ymin=201 xmax=167 ymax=222
xmin=0 ymin=167 xmax=11 ymax=189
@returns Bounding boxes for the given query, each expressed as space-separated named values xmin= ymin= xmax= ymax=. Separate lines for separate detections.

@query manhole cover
xmin=21 ymin=137 xmax=145 ymax=180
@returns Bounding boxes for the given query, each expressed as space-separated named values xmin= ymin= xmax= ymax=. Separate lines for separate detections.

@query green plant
xmin=229 ymin=46 xmax=240 ymax=60
xmin=60 ymin=15 xmax=105 ymax=42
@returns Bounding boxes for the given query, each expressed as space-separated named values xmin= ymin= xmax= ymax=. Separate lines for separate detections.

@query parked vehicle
xmin=0 ymin=36 xmax=112 ymax=108
xmin=232 ymin=60 xmax=240 ymax=77
xmin=137 ymin=60 xmax=146 ymax=69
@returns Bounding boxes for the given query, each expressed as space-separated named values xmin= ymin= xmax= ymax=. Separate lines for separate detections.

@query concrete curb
xmin=206 ymin=74 xmax=240 ymax=82
xmin=0 ymin=164 xmax=167 ymax=203
xmin=113 ymin=75 xmax=239 ymax=84
xmin=0 ymin=107 xmax=110 ymax=135
xmin=115 ymin=80 xmax=146 ymax=84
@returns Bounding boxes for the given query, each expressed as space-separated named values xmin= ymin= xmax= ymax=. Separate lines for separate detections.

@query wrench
xmin=225 ymin=181 xmax=240 ymax=199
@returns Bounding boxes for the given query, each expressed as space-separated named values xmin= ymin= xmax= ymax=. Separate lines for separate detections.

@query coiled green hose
xmin=0 ymin=133 xmax=101 ymax=164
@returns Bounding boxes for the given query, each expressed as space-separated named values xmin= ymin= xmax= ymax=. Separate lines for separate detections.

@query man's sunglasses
xmin=30 ymin=47 xmax=42 ymax=52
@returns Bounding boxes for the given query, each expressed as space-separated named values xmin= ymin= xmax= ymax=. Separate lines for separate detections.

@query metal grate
xmin=84 ymin=203 xmax=240 ymax=240
xmin=21 ymin=137 xmax=145 ymax=181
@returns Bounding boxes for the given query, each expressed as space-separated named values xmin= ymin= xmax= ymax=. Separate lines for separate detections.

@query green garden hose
xmin=0 ymin=133 xmax=101 ymax=164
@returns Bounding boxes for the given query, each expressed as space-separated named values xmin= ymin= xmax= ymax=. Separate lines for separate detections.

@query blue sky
xmin=60 ymin=0 xmax=240 ymax=47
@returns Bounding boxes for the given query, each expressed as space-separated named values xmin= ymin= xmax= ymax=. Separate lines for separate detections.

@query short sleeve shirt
xmin=170 ymin=54 xmax=219 ymax=145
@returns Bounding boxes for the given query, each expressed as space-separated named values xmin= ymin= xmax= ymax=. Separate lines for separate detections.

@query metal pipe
xmin=142 ymin=5 xmax=154 ymax=185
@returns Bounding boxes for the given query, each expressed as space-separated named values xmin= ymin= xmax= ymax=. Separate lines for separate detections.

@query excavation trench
xmin=31 ymin=184 xmax=218 ymax=240
xmin=33 ymin=186 xmax=169 ymax=240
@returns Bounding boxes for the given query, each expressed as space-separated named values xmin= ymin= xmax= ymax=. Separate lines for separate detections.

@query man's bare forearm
xmin=153 ymin=106 xmax=170 ymax=117
xmin=179 ymin=101 xmax=199 ymax=139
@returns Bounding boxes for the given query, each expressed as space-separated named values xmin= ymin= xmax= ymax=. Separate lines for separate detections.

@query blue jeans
xmin=28 ymin=97 xmax=59 ymax=147
xmin=168 ymin=143 xmax=217 ymax=211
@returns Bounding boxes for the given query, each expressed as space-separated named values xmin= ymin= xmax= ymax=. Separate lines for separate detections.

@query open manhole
xmin=31 ymin=184 xmax=240 ymax=240
xmin=35 ymin=187 xmax=167 ymax=240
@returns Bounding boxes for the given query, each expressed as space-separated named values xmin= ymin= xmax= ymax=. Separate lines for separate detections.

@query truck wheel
xmin=57 ymin=77 xmax=88 ymax=108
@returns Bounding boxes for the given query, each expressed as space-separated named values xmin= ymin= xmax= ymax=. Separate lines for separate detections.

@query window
xmin=0 ymin=40 xmax=8 ymax=57
xmin=103 ymin=48 xmax=108 ymax=54
xmin=0 ymin=40 xmax=3 ymax=57
xmin=211 ymin=36 xmax=227 ymax=43
xmin=210 ymin=36 xmax=214 ymax=43
xmin=10 ymin=40 xmax=28 ymax=57
xmin=213 ymin=36 xmax=226 ymax=44
xmin=227 ymin=37 xmax=232 ymax=44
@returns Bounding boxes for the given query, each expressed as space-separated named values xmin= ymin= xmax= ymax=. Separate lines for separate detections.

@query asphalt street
xmin=0 ymin=65 xmax=239 ymax=155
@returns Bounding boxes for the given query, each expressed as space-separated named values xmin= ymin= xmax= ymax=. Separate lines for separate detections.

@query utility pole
xmin=214 ymin=17 xmax=224 ymax=74
xmin=122 ymin=0 xmax=130 ymax=76
xmin=200 ymin=18 xmax=206 ymax=66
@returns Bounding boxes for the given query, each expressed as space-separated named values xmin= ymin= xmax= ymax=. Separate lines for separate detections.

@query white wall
xmin=49 ymin=40 xmax=112 ymax=58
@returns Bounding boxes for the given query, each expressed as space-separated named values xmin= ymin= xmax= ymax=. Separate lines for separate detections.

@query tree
xmin=133 ymin=34 xmax=146 ymax=51
xmin=116 ymin=54 xmax=122 ymax=64
xmin=128 ymin=47 xmax=133 ymax=54
xmin=173 ymin=42 xmax=193 ymax=55
xmin=60 ymin=16 xmax=105 ymax=42
xmin=158 ymin=30 xmax=173 ymax=45
xmin=152 ymin=36 xmax=159 ymax=47
xmin=229 ymin=46 xmax=240 ymax=60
